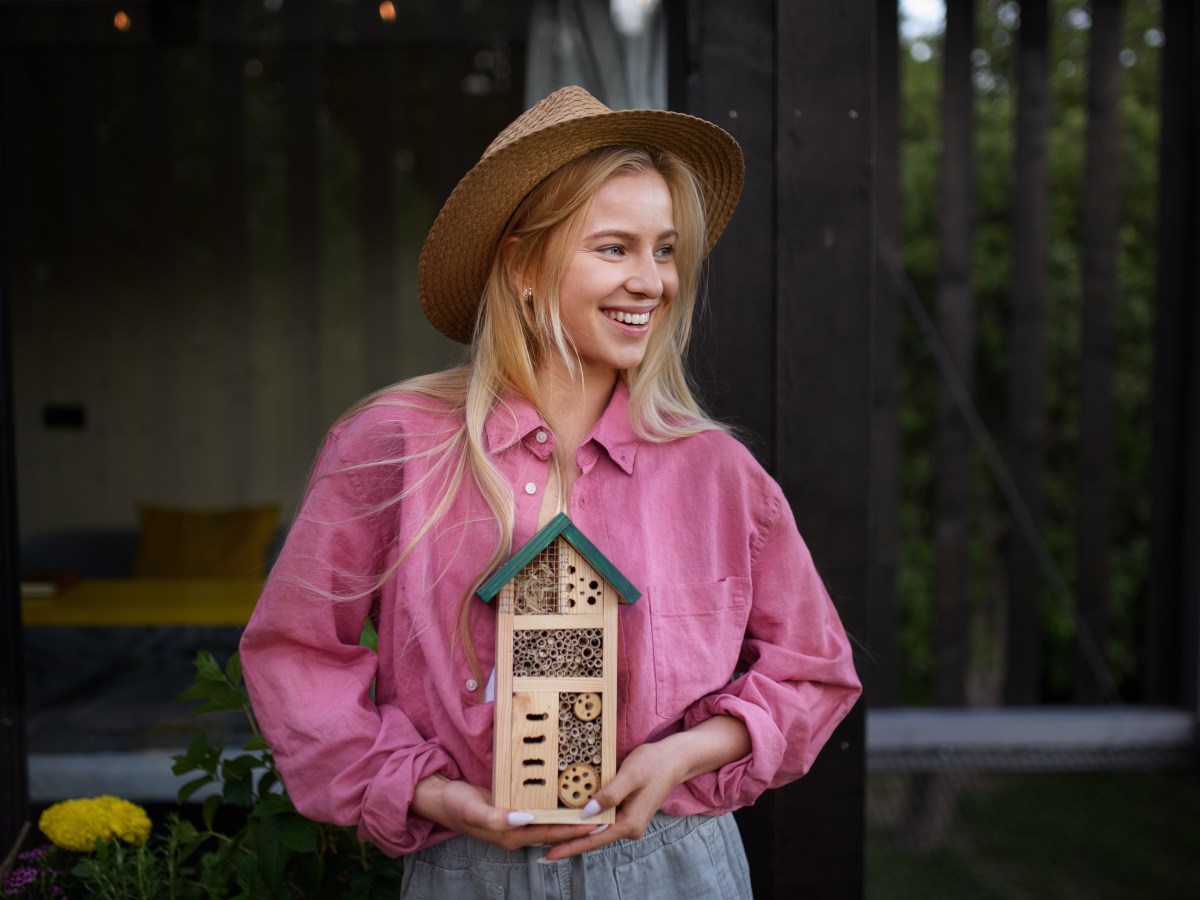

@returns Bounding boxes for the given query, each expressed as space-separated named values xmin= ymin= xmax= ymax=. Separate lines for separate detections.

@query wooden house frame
xmin=477 ymin=513 xmax=640 ymax=824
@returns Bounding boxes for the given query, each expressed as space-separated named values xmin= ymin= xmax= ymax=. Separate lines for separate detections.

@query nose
xmin=625 ymin=250 xmax=664 ymax=299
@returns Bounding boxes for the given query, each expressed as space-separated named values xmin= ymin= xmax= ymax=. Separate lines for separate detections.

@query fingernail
xmin=579 ymin=799 xmax=601 ymax=819
xmin=588 ymin=823 xmax=609 ymax=836
xmin=507 ymin=811 xmax=536 ymax=827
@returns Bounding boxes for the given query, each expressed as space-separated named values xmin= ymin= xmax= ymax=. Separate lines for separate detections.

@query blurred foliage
xmin=895 ymin=0 xmax=1162 ymax=703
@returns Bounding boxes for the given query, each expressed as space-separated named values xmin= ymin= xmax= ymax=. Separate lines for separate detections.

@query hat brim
xmin=418 ymin=107 xmax=745 ymax=344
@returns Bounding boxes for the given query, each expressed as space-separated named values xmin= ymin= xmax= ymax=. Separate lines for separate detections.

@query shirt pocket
xmin=647 ymin=578 xmax=750 ymax=720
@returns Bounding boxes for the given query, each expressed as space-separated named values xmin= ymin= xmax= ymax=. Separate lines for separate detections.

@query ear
xmin=499 ymin=235 xmax=525 ymax=292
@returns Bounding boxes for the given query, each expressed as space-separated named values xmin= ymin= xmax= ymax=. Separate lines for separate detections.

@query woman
xmin=240 ymin=85 xmax=860 ymax=898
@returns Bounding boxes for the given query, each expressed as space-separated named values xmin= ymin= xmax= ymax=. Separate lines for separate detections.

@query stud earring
xmin=522 ymin=286 xmax=533 ymax=303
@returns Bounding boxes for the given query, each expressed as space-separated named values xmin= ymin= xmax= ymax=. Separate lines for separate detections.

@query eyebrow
xmin=583 ymin=228 xmax=678 ymax=243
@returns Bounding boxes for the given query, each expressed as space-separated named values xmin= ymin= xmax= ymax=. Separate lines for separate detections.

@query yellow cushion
xmin=133 ymin=504 xmax=279 ymax=578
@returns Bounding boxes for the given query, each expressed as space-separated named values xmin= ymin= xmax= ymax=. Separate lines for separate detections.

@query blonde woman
xmin=240 ymin=86 xmax=860 ymax=898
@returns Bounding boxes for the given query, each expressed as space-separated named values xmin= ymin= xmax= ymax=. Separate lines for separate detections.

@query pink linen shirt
xmin=239 ymin=380 xmax=861 ymax=856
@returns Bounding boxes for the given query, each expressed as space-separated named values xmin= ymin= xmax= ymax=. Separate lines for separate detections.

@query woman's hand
xmin=541 ymin=715 xmax=752 ymax=862
xmin=411 ymin=774 xmax=595 ymax=851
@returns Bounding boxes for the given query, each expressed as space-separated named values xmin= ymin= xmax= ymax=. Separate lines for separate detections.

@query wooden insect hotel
xmin=477 ymin=513 xmax=640 ymax=823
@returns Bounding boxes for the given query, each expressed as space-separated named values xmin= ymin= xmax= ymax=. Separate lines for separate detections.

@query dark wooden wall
xmin=677 ymin=1 xmax=872 ymax=896
xmin=1147 ymin=0 xmax=1200 ymax=712
xmin=0 ymin=90 xmax=30 ymax=857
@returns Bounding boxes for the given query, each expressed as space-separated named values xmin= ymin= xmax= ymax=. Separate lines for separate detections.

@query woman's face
xmin=551 ymin=169 xmax=678 ymax=383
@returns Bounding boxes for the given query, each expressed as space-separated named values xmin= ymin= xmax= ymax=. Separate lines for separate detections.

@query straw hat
xmin=418 ymin=85 xmax=745 ymax=344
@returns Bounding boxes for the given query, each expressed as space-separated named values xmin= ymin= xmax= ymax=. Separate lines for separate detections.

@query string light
xmin=379 ymin=1 xmax=396 ymax=21
xmin=113 ymin=10 xmax=131 ymax=32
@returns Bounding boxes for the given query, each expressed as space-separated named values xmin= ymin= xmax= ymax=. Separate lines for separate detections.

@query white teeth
xmin=606 ymin=310 xmax=650 ymax=326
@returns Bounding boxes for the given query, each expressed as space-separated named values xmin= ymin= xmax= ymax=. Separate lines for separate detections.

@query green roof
xmin=476 ymin=512 xmax=641 ymax=605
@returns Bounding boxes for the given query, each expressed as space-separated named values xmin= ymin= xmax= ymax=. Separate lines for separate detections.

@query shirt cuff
xmin=357 ymin=743 xmax=463 ymax=856
xmin=681 ymin=692 xmax=785 ymax=810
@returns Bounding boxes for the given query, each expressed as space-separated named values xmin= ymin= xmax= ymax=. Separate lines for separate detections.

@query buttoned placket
xmin=511 ymin=425 xmax=556 ymax=547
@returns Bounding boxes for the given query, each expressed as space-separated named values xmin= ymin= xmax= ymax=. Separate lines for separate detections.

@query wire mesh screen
xmin=866 ymin=718 xmax=1199 ymax=899
xmin=510 ymin=543 xmax=564 ymax=614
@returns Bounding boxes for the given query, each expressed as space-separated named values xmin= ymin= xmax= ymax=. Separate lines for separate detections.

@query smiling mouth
xmin=604 ymin=310 xmax=651 ymax=326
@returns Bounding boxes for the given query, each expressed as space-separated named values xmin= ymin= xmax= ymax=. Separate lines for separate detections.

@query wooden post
xmin=933 ymin=0 xmax=976 ymax=708
xmin=1075 ymin=0 xmax=1125 ymax=705
xmin=0 ymin=63 xmax=30 ymax=853
xmin=871 ymin=0 xmax=902 ymax=708
xmin=283 ymin=1 xmax=324 ymax=437
xmin=774 ymin=2 xmax=871 ymax=895
xmin=1148 ymin=0 xmax=1200 ymax=712
xmin=678 ymin=1 xmax=870 ymax=895
xmin=1005 ymin=0 xmax=1051 ymax=705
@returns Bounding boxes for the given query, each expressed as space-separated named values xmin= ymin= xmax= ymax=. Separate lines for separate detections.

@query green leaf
xmin=226 ymin=652 xmax=243 ymax=686
xmin=223 ymin=772 xmax=255 ymax=807
xmin=178 ymin=774 xmax=215 ymax=804
xmin=258 ymin=768 xmax=280 ymax=796
xmin=254 ymin=813 xmax=288 ymax=895
xmin=194 ymin=650 xmax=223 ymax=682
xmin=202 ymin=793 xmax=223 ymax=830
xmin=280 ymin=814 xmax=319 ymax=853
xmin=250 ymin=794 xmax=296 ymax=819
xmin=222 ymin=754 xmax=264 ymax=779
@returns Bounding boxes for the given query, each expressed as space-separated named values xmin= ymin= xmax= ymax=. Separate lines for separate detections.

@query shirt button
xmin=525 ymin=482 xmax=537 ymax=495
xmin=535 ymin=430 xmax=548 ymax=443
xmin=465 ymin=678 xmax=478 ymax=692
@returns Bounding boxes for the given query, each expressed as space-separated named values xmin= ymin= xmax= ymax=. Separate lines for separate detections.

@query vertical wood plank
xmin=355 ymin=1 xmax=400 ymax=391
xmin=209 ymin=10 xmax=253 ymax=498
xmin=933 ymin=0 xmax=976 ymax=707
xmin=1148 ymin=0 xmax=1198 ymax=706
xmin=871 ymin=0 xmax=902 ymax=708
xmin=1075 ymin=0 xmax=1125 ymax=704
xmin=677 ymin=0 xmax=777 ymax=467
xmin=0 ymin=43 xmax=30 ymax=854
xmin=493 ymin=585 xmax=516 ymax=809
xmin=775 ymin=1 xmax=870 ymax=896
xmin=602 ymin=580 xmax=618 ymax=803
xmin=675 ymin=3 xmax=778 ymax=887
xmin=510 ymin=692 xmax=559 ymax=809
xmin=1005 ymin=0 xmax=1051 ymax=705
xmin=283 ymin=1 xmax=324 ymax=441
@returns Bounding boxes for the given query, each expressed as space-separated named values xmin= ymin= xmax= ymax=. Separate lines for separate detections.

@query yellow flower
xmin=38 ymin=795 xmax=152 ymax=853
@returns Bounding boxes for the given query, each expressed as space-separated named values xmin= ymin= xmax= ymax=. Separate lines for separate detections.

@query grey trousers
xmin=399 ymin=812 xmax=753 ymax=899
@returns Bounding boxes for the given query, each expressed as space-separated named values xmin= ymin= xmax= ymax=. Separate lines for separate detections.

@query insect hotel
xmin=477 ymin=513 xmax=640 ymax=823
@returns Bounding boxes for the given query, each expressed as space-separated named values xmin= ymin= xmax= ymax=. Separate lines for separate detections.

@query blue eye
xmin=655 ymin=245 xmax=675 ymax=259
xmin=599 ymin=245 xmax=625 ymax=256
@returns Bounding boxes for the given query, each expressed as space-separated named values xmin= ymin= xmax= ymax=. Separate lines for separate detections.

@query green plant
xmin=14 ymin=651 xmax=404 ymax=899
xmin=163 ymin=650 xmax=405 ymax=898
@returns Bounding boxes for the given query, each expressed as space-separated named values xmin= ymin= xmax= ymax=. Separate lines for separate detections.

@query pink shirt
xmin=240 ymin=381 xmax=861 ymax=856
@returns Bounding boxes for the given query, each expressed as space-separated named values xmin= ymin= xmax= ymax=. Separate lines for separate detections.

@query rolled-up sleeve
xmin=239 ymin=430 xmax=457 ymax=856
xmin=679 ymin=487 xmax=861 ymax=811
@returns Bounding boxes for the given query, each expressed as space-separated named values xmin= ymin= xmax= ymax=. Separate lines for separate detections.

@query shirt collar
xmin=588 ymin=380 xmax=640 ymax=475
xmin=484 ymin=394 xmax=547 ymax=455
xmin=483 ymin=380 xmax=641 ymax=475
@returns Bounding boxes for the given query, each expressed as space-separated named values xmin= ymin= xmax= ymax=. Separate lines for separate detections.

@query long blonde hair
xmin=329 ymin=146 xmax=725 ymax=687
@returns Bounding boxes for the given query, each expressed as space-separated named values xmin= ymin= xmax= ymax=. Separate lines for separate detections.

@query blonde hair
xmin=325 ymin=146 xmax=724 ymax=689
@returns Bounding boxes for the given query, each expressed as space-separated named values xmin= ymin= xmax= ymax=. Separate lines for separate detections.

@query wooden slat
xmin=601 ymin=572 xmax=617 ymax=798
xmin=512 ymin=614 xmax=605 ymax=630
xmin=512 ymin=677 xmax=603 ymax=694
xmin=1005 ymin=0 xmax=1052 ymax=705
xmin=1148 ymin=0 xmax=1199 ymax=707
xmin=933 ymin=0 xmax=976 ymax=707
xmin=492 ymin=594 xmax=516 ymax=810
xmin=509 ymin=692 xmax=559 ymax=810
